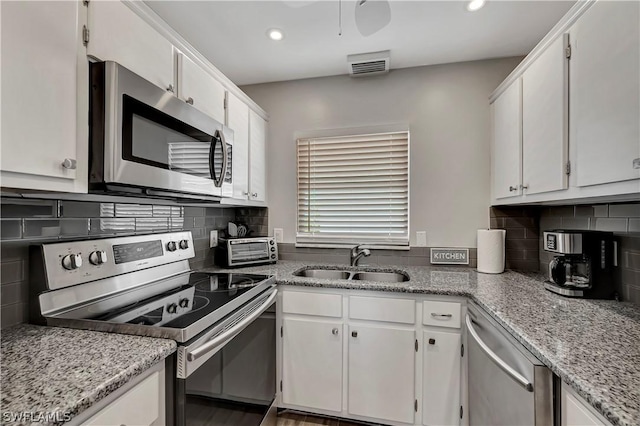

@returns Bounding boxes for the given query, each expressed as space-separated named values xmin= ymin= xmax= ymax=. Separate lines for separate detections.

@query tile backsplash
xmin=0 ymin=197 xmax=267 ymax=329
xmin=538 ymin=203 xmax=640 ymax=305
xmin=492 ymin=202 xmax=640 ymax=305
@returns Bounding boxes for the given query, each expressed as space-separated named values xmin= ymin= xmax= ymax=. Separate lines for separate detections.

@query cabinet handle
xmin=633 ymin=158 xmax=640 ymax=169
xmin=520 ymin=184 xmax=529 ymax=190
xmin=430 ymin=313 xmax=452 ymax=318
xmin=332 ymin=328 xmax=339 ymax=335
xmin=166 ymin=84 xmax=174 ymax=93
xmin=186 ymin=97 xmax=194 ymax=105
xmin=428 ymin=338 xmax=436 ymax=345
xmin=351 ymin=331 xmax=358 ymax=338
xmin=61 ymin=158 xmax=77 ymax=170
xmin=243 ymin=191 xmax=249 ymax=196
xmin=252 ymin=192 xmax=258 ymax=198
xmin=509 ymin=186 xmax=518 ymax=192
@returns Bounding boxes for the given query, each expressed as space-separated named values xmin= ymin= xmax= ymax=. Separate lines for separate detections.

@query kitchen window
xmin=296 ymin=131 xmax=409 ymax=246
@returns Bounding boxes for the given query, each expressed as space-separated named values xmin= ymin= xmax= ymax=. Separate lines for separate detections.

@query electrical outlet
xmin=416 ymin=231 xmax=427 ymax=247
xmin=209 ymin=230 xmax=218 ymax=248
xmin=273 ymin=228 xmax=284 ymax=243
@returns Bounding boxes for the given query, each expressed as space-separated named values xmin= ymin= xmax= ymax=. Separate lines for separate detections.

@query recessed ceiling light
xmin=267 ymin=28 xmax=284 ymax=41
xmin=467 ymin=0 xmax=486 ymax=11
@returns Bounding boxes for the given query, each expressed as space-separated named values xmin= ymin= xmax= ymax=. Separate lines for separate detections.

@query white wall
xmin=242 ymin=57 xmax=521 ymax=248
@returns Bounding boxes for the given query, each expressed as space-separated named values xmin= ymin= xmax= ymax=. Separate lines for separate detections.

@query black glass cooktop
xmin=96 ymin=272 xmax=272 ymax=330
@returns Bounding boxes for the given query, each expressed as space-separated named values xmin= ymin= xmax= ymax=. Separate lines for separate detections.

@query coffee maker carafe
xmin=543 ymin=230 xmax=615 ymax=298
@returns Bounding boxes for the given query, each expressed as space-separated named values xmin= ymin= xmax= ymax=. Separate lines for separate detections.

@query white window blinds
xmin=297 ymin=131 xmax=409 ymax=246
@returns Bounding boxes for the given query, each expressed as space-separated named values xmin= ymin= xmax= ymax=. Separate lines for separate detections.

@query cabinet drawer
xmin=84 ymin=370 xmax=160 ymax=426
xmin=282 ymin=291 xmax=342 ymax=318
xmin=422 ymin=301 xmax=461 ymax=328
xmin=349 ymin=296 xmax=415 ymax=324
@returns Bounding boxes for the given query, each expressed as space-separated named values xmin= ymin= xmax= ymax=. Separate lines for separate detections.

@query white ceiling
xmin=146 ymin=0 xmax=575 ymax=86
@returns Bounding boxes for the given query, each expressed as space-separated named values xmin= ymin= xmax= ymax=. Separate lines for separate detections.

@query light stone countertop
xmin=202 ymin=260 xmax=640 ymax=426
xmin=0 ymin=325 xmax=176 ymax=426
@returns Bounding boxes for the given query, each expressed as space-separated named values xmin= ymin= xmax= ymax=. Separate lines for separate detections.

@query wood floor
xmin=277 ymin=411 xmax=380 ymax=426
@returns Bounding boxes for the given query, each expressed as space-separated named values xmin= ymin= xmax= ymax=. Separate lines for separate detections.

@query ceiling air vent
xmin=347 ymin=50 xmax=390 ymax=77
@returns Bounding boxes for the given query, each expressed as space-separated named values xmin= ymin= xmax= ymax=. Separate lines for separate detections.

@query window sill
xmin=294 ymin=243 xmax=410 ymax=251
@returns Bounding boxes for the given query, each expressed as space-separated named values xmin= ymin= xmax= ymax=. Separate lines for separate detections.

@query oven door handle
xmin=186 ymin=289 xmax=278 ymax=362
xmin=465 ymin=315 xmax=534 ymax=392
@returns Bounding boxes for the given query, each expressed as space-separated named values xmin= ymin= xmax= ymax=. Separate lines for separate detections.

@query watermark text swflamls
xmin=2 ymin=411 xmax=72 ymax=423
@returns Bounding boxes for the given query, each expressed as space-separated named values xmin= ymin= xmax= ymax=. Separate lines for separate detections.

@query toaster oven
xmin=215 ymin=237 xmax=278 ymax=267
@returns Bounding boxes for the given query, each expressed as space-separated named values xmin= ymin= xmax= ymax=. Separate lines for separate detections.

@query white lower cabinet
xmin=279 ymin=288 xmax=463 ymax=426
xmin=560 ymin=382 xmax=611 ymax=426
xmin=422 ymin=330 xmax=461 ymax=426
xmin=282 ymin=318 xmax=343 ymax=412
xmin=348 ymin=325 xmax=416 ymax=424
xmin=81 ymin=363 xmax=165 ymax=426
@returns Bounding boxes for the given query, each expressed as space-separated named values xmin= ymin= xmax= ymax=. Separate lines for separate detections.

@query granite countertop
xmin=202 ymin=260 xmax=640 ymax=426
xmin=1 ymin=325 xmax=176 ymax=426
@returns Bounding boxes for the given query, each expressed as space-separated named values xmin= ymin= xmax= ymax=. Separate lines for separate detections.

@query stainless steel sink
xmin=295 ymin=269 xmax=352 ymax=279
xmin=352 ymin=271 xmax=409 ymax=282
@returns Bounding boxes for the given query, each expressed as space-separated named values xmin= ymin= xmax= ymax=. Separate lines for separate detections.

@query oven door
xmin=175 ymin=288 xmax=277 ymax=426
xmin=94 ymin=61 xmax=232 ymax=198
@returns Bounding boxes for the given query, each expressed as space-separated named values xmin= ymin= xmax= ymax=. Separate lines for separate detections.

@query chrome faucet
xmin=350 ymin=245 xmax=371 ymax=266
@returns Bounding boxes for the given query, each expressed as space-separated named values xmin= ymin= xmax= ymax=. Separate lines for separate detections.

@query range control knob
xmin=166 ymin=241 xmax=177 ymax=252
xmin=179 ymin=239 xmax=189 ymax=250
xmin=178 ymin=298 xmax=189 ymax=308
xmin=271 ymin=254 xmax=276 ymax=259
xmin=166 ymin=303 xmax=178 ymax=314
xmin=89 ymin=250 xmax=107 ymax=265
xmin=269 ymin=240 xmax=275 ymax=245
xmin=62 ymin=254 xmax=82 ymax=270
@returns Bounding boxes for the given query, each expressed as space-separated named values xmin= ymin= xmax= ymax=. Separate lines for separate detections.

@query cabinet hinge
xmin=461 ymin=343 xmax=464 ymax=357
xmin=565 ymin=161 xmax=571 ymax=176
xmin=82 ymin=0 xmax=89 ymax=5
xmin=565 ymin=44 xmax=571 ymax=59
xmin=280 ymin=380 xmax=283 ymax=392
xmin=460 ymin=406 xmax=464 ymax=419
xmin=415 ymin=399 xmax=418 ymax=412
xmin=280 ymin=326 xmax=283 ymax=338
xmin=415 ymin=339 xmax=418 ymax=352
xmin=82 ymin=25 xmax=90 ymax=46
xmin=224 ymin=96 xmax=228 ymax=110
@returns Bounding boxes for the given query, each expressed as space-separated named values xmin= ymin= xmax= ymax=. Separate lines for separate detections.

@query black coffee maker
xmin=543 ymin=230 xmax=616 ymax=299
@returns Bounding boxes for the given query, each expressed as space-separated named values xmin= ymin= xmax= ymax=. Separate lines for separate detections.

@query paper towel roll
xmin=477 ymin=229 xmax=506 ymax=274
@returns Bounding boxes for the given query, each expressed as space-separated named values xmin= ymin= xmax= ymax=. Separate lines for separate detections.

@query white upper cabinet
xmin=570 ymin=0 xmax=640 ymax=187
xmin=1 ymin=0 xmax=87 ymax=193
xmin=177 ymin=53 xmax=226 ymax=124
xmin=226 ymin=92 xmax=250 ymax=200
xmin=87 ymin=0 xmax=174 ymax=92
xmin=249 ymin=110 xmax=267 ymax=202
xmin=522 ymin=35 xmax=569 ymax=195
xmin=492 ymin=79 xmax=522 ymax=199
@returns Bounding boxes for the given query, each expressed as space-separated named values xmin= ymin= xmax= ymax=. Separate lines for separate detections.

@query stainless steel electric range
xmin=29 ymin=231 xmax=277 ymax=426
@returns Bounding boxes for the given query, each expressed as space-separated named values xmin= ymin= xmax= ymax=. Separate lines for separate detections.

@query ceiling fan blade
xmin=355 ymin=0 xmax=391 ymax=37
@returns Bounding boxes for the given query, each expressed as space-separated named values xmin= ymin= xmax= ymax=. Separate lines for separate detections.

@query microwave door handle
xmin=209 ymin=135 xmax=222 ymax=187
xmin=186 ymin=289 xmax=278 ymax=362
xmin=219 ymin=137 xmax=229 ymax=188
xmin=465 ymin=315 xmax=534 ymax=392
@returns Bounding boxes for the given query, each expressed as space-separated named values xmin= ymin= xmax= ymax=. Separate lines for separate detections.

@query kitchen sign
xmin=430 ymin=248 xmax=469 ymax=265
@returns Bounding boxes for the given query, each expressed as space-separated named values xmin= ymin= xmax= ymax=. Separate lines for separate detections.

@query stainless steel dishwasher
xmin=466 ymin=302 xmax=553 ymax=425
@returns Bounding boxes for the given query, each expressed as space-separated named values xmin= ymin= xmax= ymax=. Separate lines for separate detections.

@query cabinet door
xmin=282 ymin=318 xmax=343 ymax=412
xmin=227 ymin=92 xmax=250 ymax=199
xmin=522 ymin=35 xmax=569 ymax=195
xmin=87 ymin=0 xmax=174 ymax=91
xmin=422 ymin=331 xmax=461 ymax=426
xmin=249 ymin=110 xmax=267 ymax=202
xmin=1 ymin=1 xmax=83 ymax=188
xmin=561 ymin=383 xmax=607 ymax=426
xmin=177 ymin=53 xmax=226 ymax=124
xmin=570 ymin=0 xmax=640 ymax=186
xmin=348 ymin=325 xmax=415 ymax=424
xmin=492 ymin=79 xmax=522 ymax=199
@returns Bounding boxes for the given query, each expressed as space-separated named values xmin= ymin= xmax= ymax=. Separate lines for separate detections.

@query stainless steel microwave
xmin=89 ymin=61 xmax=232 ymax=201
